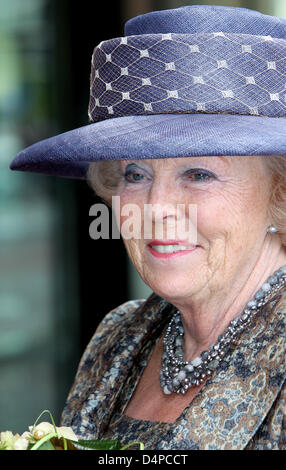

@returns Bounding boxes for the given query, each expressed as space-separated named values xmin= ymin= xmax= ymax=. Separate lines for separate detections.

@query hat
xmin=10 ymin=5 xmax=286 ymax=179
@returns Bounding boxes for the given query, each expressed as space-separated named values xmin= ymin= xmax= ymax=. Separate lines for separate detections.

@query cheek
xmin=122 ymin=237 xmax=139 ymax=260
xmin=195 ymin=192 xmax=235 ymax=234
xmin=194 ymin=189 xmax=252 ymax=238
xmin=118 ymin=195 xmax=145 ymax=269
xmin=122 ymin=238 xmax=146 ymax=282
xmin=195 ymin=182 xmax=270 ymax=251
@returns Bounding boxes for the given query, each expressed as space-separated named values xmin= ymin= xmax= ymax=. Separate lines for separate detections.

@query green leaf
xmin=71 ymin=439 xmax=122 ymax=450
xmin=30 ymin=432 xmax=58 ymax=450
xmin=36 ymin=440 xmax=55 ymax=451
xmin=120 ymin=441 xmax=145 ymax=450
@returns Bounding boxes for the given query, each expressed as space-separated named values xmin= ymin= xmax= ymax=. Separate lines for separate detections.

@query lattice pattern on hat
xmin=88 ymin=32 xmax=286 ymax=122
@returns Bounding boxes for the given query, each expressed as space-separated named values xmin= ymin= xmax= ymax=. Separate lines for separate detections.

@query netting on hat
xmin=88 ymin=32 xmax=286 ymax=122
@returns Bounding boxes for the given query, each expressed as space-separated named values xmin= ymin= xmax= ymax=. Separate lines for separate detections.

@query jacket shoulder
xmin=92 ymin=298 xmax=146 ymax=338
xmin=77 ymin=298 xmax=147 ymax=370
xmin=98 ymin=298 xmax=146 ymax=328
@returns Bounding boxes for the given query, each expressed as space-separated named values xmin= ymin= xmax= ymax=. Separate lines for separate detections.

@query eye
xmin=125 ymin=171 xmax=145 ymax=183
xmin=184 ymin=168 xmax=216 ymax=182
xmin=123 ymin=163 xmax=148 ymax=184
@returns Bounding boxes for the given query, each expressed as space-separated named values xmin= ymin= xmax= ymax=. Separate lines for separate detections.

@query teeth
xmin=151 ymin=244 xmax=195 ymax=253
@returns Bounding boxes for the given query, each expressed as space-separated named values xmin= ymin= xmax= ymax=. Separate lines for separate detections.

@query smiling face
xmin=115 ymin=156 xmax=273 ymax=306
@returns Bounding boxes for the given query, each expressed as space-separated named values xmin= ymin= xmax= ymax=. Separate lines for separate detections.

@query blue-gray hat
xmin=10 ymin=5 xmax=286 ymax=179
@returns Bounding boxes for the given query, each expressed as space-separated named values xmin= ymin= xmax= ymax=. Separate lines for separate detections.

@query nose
xmin=145 ymin=179 xmax=179 ymax=222
xmin=143 ymin=178 xmax=197 ymax=242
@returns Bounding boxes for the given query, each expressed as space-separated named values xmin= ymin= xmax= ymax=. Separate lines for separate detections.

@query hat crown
xmin=125 ymin=5 xmax=286 ymax=38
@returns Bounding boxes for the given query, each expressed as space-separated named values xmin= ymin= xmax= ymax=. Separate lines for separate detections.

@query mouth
xmin=147 ymin=240 xmax=198 ymax=258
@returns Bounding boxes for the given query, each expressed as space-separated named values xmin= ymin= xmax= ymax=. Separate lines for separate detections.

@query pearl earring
xmin=267 ymin=224 xmax=278 ymax=234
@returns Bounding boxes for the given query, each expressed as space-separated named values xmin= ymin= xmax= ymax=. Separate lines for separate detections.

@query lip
xmin=148 ymin=239 xmax=196 ymax=246
xmin=147 ymin=240 xmax=198 ymax=259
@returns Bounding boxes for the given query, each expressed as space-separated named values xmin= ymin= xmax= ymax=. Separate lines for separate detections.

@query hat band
xmin=88 ymin=32 xmax=286 ymax=122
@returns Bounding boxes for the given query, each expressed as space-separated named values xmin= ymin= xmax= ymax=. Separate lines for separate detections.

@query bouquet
xmin=0 ymin=410 xmax=144 ymax=451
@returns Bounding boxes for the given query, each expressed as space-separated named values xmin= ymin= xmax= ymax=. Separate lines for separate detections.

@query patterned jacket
xmin=61 ymin=289 xmax=285 ymax=450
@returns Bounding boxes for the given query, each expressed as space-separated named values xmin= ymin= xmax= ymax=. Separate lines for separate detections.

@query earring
xmin=267 ymin=224 xmax=278 ymax=234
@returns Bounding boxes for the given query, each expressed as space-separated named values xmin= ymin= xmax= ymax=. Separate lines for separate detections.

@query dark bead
xmin=268 ymin=275 xmax=278 ymax=285
xmin=201 ymin=350 xmax=209 ymax=360
xmin=208 ymin=359 xmax=220 ymax=370
xmin=255 ymin=289 xmax=265 ymax=300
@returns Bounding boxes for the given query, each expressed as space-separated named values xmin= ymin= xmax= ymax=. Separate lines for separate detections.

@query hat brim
xmin=10 ymin=113 xmax=286 ymax=179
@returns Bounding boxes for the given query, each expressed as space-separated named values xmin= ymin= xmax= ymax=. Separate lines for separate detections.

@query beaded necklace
xmin=160 ymin=265 xmax=286 ymax=395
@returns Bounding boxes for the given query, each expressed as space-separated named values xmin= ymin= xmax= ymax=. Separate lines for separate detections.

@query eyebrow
xmin=124 ymin=161 xmax=152 ymax=171
xmin=177 ymin=156 xmax=231 ymax=172
xmin=122 ymin=156 xmax=231 ymax=172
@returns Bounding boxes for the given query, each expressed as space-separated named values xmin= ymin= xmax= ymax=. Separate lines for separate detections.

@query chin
xmin=148 ymin=276 xmax=200 ymax=304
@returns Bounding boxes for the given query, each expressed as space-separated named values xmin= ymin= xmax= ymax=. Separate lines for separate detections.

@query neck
xmin=171 ymin=236 xmax=286 ymax=361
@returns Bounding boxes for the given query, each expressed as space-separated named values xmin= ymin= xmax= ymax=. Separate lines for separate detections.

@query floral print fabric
xmin=61 ymin=288 xmax=285 ymax=450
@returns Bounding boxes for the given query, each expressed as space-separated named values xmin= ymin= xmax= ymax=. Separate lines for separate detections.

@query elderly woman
xmin=10 ymin=5 xmax=286 ymax=450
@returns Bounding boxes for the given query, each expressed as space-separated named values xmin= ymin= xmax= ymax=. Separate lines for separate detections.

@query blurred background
xmin=0 ymin=0 xmax=284 ymax=432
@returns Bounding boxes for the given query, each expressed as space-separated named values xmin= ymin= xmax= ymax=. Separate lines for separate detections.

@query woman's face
xmin=115 ymin=156 xmax=272 ymax=305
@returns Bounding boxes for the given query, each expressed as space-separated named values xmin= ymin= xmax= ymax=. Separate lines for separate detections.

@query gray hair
xmin=87 ymin=160 xmax=121 ymax=207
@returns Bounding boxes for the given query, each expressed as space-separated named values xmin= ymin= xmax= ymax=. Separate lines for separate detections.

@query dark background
xmin=56 ymin=0 xmax=128 ymax=352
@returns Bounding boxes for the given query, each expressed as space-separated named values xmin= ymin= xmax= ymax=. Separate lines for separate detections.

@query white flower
xmin=0 ymin=419 xmax=78 ymax=450
xmin=13 ymin=436 xmax=29 ymax=450
xmin=0 ymin=431 xmax=21 ymax=450
xmin=29 ymin=422 xmax=54 ymax=441
xmin=29 ymin=421 xmax=78 ymax=443
xmin=56 ymin=426 xmax=78 ymax=442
